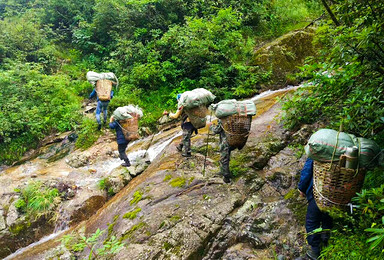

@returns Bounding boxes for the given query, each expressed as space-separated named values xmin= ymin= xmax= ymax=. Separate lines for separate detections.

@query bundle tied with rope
xmin=210 ymin=99 xmax=256 ymax=150
xmin=305 ymin=128 xmax=381 ymax=211
xmin=86 ymin=71 xmax=119 ymax=101
xmin=112 ymin=105 xmax=143 ymax=141
xmin=178 ymin=88 xmax=216 ymax=129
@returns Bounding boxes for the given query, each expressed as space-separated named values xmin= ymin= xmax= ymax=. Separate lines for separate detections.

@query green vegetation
xmin=0 ymin=0 xmax=323 ymax=164
xmin=281 ymin=0 xmax=384 ymax=146
xmin=163 ymin=174 xmax=172 ymax=182
xmin=280 ymin=1 xmax=384 ymax=258
xmin=120 ymin=222 xmax=146 ymax=241
xmin=123 ymin=208 xmax=142 ymax=220
xmin=130 ymin=190 xmax=144 ymax=205
xmin=61 ymin=228 xmax=125 ymax=259
xmin=169 ymin=177 xmax=186 ymax=188
xmin=14 ymin=181 xmax=61 ymax=221
xmin=98 ymin=177 xmax=116 ymax=197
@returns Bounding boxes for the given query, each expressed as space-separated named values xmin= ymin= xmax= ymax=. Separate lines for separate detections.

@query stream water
xmin=2 ymin=85 xmax=300 ymax=259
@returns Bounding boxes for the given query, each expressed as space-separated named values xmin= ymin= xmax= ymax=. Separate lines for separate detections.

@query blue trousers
xmin=96 ymin=101 xmax=109 ymax=125
xmin=306 ymin=198 xmax=333 ymax=252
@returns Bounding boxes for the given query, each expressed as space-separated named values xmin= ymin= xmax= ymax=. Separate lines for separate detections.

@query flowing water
xmin=2 ymin=85 xmax=301 ymax=259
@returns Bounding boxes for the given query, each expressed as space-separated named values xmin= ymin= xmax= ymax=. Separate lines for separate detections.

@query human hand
xmin=110 ymin=116 xmax=114 ymax=123
xmin=163 ymin=110 xmax=169 ymax=116
xmin=299 ymin=190 xmax=305 ymax=198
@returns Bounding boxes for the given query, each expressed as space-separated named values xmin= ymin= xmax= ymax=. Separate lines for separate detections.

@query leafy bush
xmin=75 ymin=117 xmax=102 ymax=150
xmin=14 ymin=181 xmax=61 ymax=221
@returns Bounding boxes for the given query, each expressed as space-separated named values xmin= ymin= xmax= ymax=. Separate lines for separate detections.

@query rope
xmin=313 ymin=180 xmax=348 ymax=207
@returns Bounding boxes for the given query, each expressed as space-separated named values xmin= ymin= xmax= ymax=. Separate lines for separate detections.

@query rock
xmin=0 ymin=210 xmax=6 ymax=231
xmin=251 ymin=29 xmax=317 ymax=89
xmin=66 ymin=153 xmax=90 ymax=168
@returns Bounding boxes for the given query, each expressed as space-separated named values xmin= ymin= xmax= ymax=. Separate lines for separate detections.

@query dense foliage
xmin=0 ymin=0 xmax=322 ymax=164
xmin=282 ymin=0 xmax=384 ymax=146
xmin=280 ymin=0 xmax=384 ymax=258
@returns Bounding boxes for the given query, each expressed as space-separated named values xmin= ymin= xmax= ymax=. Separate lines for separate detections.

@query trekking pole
xmin=202 ymin=111 xmax=213 ymax=177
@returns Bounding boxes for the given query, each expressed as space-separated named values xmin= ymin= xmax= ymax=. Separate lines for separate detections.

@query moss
xmin=120 ymin=222 xmax=146 ymax=242
xmin=169 ymin=177 xmax=186 ymax=188
xmin=123 ymin=208 xmax=142 ymax=220
xmin=163 ymin=241 xmax=173 ymax=251
xmin=203 ymin=194 xmax=211 ymax=200
xmin=9 ymin=221 xmax=31 ymax=235
xmin=188 ymin=177 xmax=195 ymax=185
xmin=284 ymin=189 xmax=298 ymax=200
xmin=107 ymin=214 xmax=120 ymax=240
xmin=169 ymin=215 xmax=181 ymax=222
xmin=163 ymin=174 xmax=172 ymax=182
xmin=130 ymin=190 xmax=144 ymax=205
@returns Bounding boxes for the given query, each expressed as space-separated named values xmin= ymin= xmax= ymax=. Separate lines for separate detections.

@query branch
xmin=320 ymin=0 xmax=340 ymax=26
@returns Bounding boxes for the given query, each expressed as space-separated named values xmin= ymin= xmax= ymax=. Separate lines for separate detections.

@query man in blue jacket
xmin=89 ymin=88 xmax=114 ymax=130
xmin=109 ymin=115 xmax=130 ymax=167
xmin=298 ymin=158 xmax=333 ymax=260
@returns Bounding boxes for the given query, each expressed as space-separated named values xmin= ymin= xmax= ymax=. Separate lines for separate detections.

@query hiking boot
xmin=121 ymin=161 xmax=131 ymax=167
xmin=97 ymin=124 xmax=102 ymax=131
xmin=182 ymin=152 xmax=191 ymax=157
xmin=223 ymin=176 xmax=231 ymax=183
xmin=306 ymin=247 xmax=320 ymax=260
xmin=176 ymin=144 xmax=183 ymax=152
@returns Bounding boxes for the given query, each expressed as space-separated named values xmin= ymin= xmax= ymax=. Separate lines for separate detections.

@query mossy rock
xmin=251 ymin=29 xmax=318 ymax=89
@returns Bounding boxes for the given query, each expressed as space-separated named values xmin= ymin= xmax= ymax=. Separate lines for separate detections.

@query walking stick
xmin=202 ymin=112 xmax=213 ymax=176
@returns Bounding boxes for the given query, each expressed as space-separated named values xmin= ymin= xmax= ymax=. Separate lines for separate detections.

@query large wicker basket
xmin=313 ymin=161 xmax=366 ymax=211
xmin=96 ymin=79 xmax=113 ymax=101
xmin=119 ymin=117 xmax=139 ymax=141
xmin=184 ymin=105 xmax=208 ymax=129
xmin=221 ymin=115 xmax=252 ymax=150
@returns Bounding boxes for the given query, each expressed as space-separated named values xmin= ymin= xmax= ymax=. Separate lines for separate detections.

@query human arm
xmin=169 ymin=106 xmax=183 ymax=119
xmin=298 ymin=158 xmax=314 ymax=196
xmin=109 ymin=117 xmax=118 ymax=129
xmin=209 ymin=121 xmax=222 ymax=134
xmin=89 ymin=89 xmax=96 ymax=99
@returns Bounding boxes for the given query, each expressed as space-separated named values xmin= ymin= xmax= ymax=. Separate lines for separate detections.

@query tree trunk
xmin=320 ymin=0 xmax=340 ymax=26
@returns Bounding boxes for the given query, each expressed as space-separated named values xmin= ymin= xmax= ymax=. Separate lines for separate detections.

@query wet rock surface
xmin=1 ymin=89 xmax=315 ymax=260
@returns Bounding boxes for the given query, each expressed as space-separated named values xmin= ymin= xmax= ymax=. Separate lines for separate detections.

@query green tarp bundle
xmin=305 ymin=128 xmax=381 ymax=168
xmin=177 ymin=88 xmax=215 ymax=109
xmin=210 ymin=99 xmax=256 ymax=119
xmin=112 ymin=105 xmax=143 ymax=121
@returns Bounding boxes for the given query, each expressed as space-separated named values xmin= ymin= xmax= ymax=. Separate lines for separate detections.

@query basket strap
xmin=313 ymin=181 xmax=348 ymax=207
xmin=329 ymin=130 xmax=340 ymax=171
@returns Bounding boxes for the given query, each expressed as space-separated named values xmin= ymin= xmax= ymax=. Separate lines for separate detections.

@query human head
xmin=176 ymin=94 xmax=182 ymax=100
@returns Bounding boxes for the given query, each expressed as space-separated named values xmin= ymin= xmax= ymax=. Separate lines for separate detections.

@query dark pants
xmin=118 ymin=143 xmax=130 ymax=163
xmin=179 ymin=122 xmax=196 ymax=155
xmin=306 ymin=198 xmax=333 ymax=252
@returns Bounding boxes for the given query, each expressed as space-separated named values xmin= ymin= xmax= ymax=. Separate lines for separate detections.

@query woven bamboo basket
xmin=120 ymin=117 xmax=139 ymax=141
xmin=313 ymin=161 xmax=366 ymax=211
xmin=96 ymin=79 xmax=113 ymax=101
xmin=221 ymin=115 xmax=252 ymax=150
xmin=184 ymin=105 xmax=208 ymax=129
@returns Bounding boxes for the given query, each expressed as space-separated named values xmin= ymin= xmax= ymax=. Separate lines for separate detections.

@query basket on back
xmin=112 ymin=105 xmax=144 ymax=142
xmin=184 ymin=105 xmax=208 ymax=129
xmin=221 ymin=115 xmax=252 ymax=149
xmin=313 ymin=161 xmax=365 ymax=211
xmin=306 ymin=128 xmax=381 ymax=211
xmin=96 ymin=79 xmax=113 ymax=101
xmin=178 ymin=88 xmax=215 ymax=129
xmin=120 ymin=116 xmax=140 ymax=141
xmin=210 ymin=99 xmax=256 ymax=150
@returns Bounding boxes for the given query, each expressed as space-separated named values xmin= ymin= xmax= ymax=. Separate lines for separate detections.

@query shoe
xmin=97 ymin=124 xmax=102 ymax=131
xmin=182 ymin=153 xmax=191 ymax=157
xmin=121 ymin=162 xmax=131 ymax=167
xmin=223 ymin=176 xmax=231 ymax=183
xmin=306 ymin=247 xmax=320 ymax=260
xmin=176 ymin=144 xmax=183 ymax=152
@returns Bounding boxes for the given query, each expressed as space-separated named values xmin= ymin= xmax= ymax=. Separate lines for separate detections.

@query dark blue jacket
xmin=109 ymin=121 xmax=128 ymax=145
xmin=89 ymin=89 xmax=114 ymax=101
xmin=298 ymin=158 xmax=314 ymax=201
